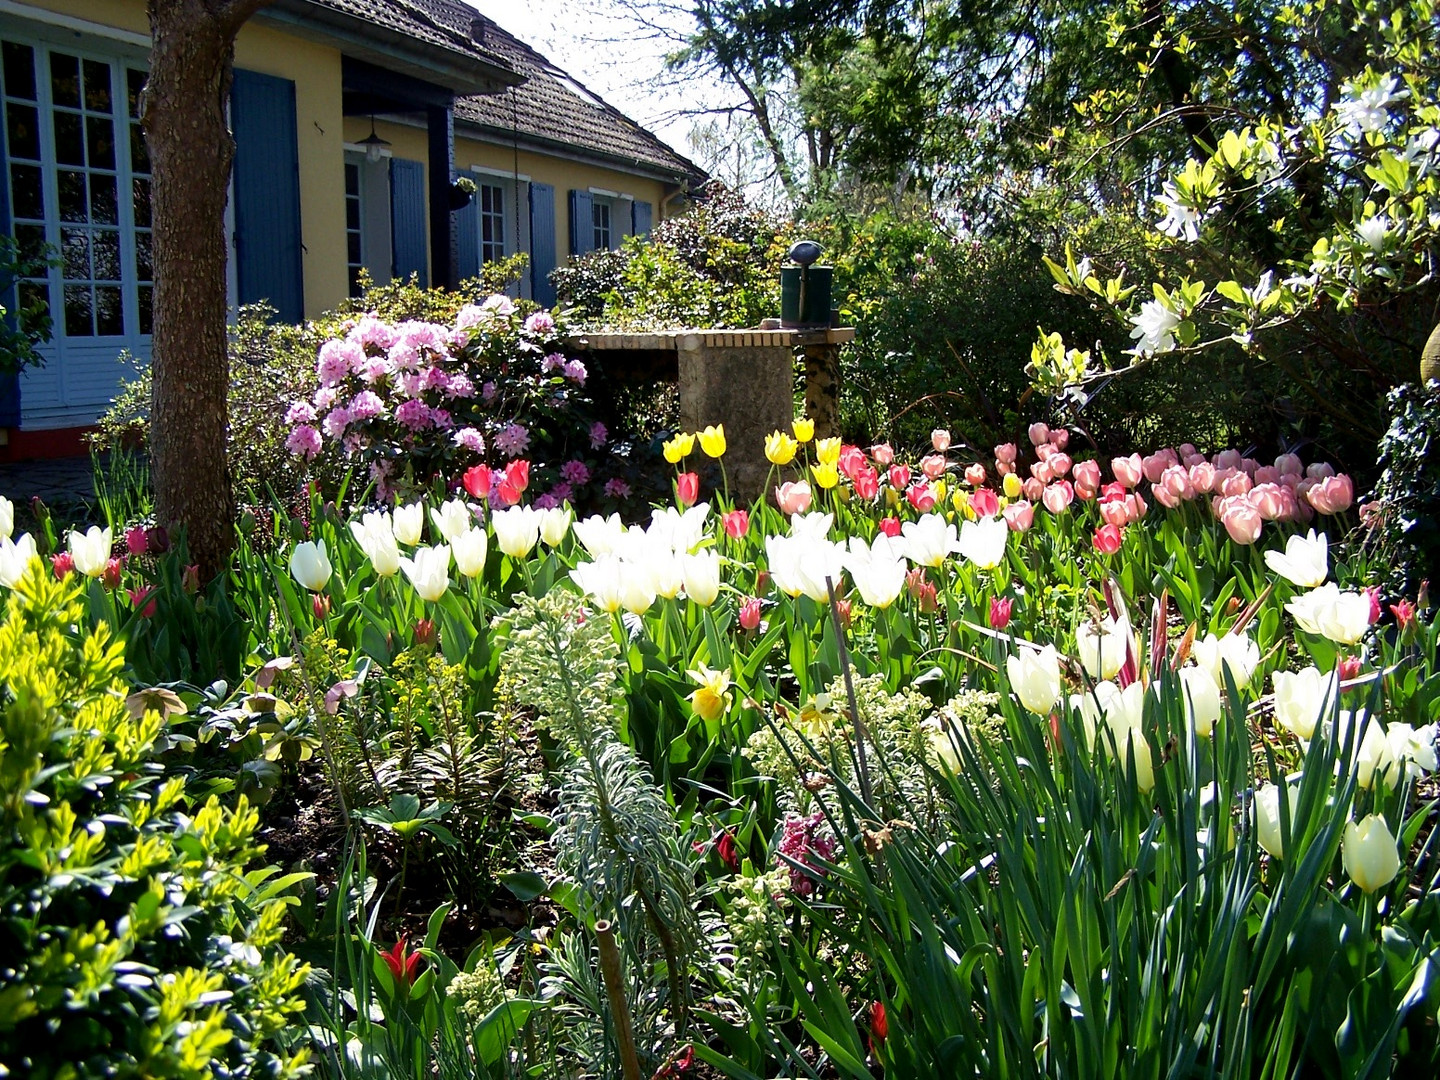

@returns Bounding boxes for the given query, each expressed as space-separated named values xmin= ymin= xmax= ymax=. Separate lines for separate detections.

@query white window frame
xmin=469 ymin=165 xmax=530 ymax=298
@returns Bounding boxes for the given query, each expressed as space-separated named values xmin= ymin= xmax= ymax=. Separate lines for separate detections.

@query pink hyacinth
xmin=777 ymin=811 xmax=836 ymax=897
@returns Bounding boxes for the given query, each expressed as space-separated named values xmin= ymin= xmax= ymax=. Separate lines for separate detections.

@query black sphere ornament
xmin=787 ymin=240 xmax=823 ymax=266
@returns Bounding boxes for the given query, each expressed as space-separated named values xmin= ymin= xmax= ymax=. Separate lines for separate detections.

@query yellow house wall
xmin=12 ymin=0 xmax=347 ymax=318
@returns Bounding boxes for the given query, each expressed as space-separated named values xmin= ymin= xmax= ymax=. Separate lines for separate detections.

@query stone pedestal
xmin=569 ymin=327 xmax=855 ymax=501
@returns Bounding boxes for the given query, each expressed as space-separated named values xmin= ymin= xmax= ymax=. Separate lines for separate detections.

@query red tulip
xmin=676 ymin=471 xmax=700 ymax=507
xmin=870 ymin=1000 xmax=889 ymax=1044
xmin=1093 ymin=523 xmax=1123 ymax=554
xmin=722 ymin=509 xmax=749 ymax=538
xmin=51 ymin=552 xmax=74 ymax=580
xmin=878 ymin=516 xmax=902 ymax=537
xmin=715 ymin=831 xmax=740 ymax=872
xmin=102 ymin=557 xmax=124 ymax=591
xmin=462 ymin=463 xmax=493 ymax=500
xmin=381 ymin=936 xmax=423 ymax=990
xmin=988 ymin=596 xmax=1013 ymax=630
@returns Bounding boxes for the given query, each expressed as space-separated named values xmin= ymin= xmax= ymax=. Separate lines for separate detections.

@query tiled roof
xmin=302 ymin=0 xmax=511 ymax=73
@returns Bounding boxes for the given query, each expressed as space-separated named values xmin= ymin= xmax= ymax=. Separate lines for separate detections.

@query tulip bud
xmin=738 ymin=596 xmax=762 ymax=631
xmin=102 ymin=557 xmax=124 ymax=591
xmin=239 ymin=508 xmax=257 ymax=536
xmin=51 ymin=551 xmax=74 ymax=580
xmin=1342 ymin=814 xmax=1401 ymax=894
xmin=312 ymin=593 xmax=332 ymax=620
xmin=415 ymin=618 xmax=438 ymax=648
xmin=989 ymin=596 xmax=1012 ymax=630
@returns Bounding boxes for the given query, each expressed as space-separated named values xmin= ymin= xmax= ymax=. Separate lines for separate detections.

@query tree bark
xmin=143 ymin=0 xmax=270 ymax=578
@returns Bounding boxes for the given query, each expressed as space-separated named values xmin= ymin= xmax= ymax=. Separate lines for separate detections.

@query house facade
xmin=0 ymin=0 xmax=704 ymax=456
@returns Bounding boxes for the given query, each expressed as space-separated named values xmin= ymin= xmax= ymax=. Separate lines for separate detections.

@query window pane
xmin=58 ymin=170 xmax=86 ymax=222
xmin=6 ymin=103 xmax=39 ymax=160
xmin=132 ymin=177 xmax=150 ymax=227
xmin=60 ymin=227 xmax=90 ymax=279
xmin=82 ymin=59 xmax=111 ymax=114
xmin=86 ymin=116 xmax=115 ymax=170
xmin=135 ymin=231 xmax=152 ymax=279
xmin=344 ymin=162 xmax=359 ymax=196
xmin=127 ymin=68 xmax=145 ymax=119
xmin=53 ymin=110 xmax=83 ymax=165
xmin=129 ymin=121 xmax=148 ymax=174
xmin=346 ymin=198 xmax=360 ymax=230
xmin=10 ymin=163 xmax=43 ymax=218
xmin=348 ymin=266 xmax=362 ymax=299
xmin=15 ymin=223 xmax=46 ymax=264
xmin=50 ymin=52 xmax=80 ymax=109
xmin=137 ymin=283 xmax=152 ymax=335
xmin=19 ymin=280 xmax=49 ymax=317
xmin=3 ymin=42 xmax=36 ymax=101
xmin=63 ymin=284 xmax=92 ymax=336
xmin=95 ymin=285 xmax=122 ymax=335
xmin=347 ymin=232 xmax=361 ymax=264
xmin=89 ymin=172 xmax=118 ymax=224
xmin=93 ymin=231 xmax=120 ymax=280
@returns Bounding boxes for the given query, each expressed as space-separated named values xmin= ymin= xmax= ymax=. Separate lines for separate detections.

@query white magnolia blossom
xmin=1337 ymin=74 xmax=1405 ymax=134
xmin=1156 ymin=181 xmax=1204 ymax=242
xmin=1355 ymin=214 xmax=1389 ymax=251
xmin=1129 ymin=299 xmax=1182 ymax=355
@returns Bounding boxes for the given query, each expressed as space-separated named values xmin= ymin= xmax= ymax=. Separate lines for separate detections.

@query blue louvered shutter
xmin=529 ymin=181 xmax=556 ymax=307
xmin=568 ymin=188 xmax=593 ymax=257
xmin=231 ymin=69 xmax=304 ymax=323
xmin=0 ymin=99 xmax=18 ymax=426
xmin=454 ymin=179 xmax=479 ymax=282
xmin=631 ymin=199 xmax=653 ymax=238
xmin=390 ymin=158 xmax=427 ymax=287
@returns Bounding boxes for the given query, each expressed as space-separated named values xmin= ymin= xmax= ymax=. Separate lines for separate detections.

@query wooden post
xmin=803 ymin=343 xmax=841 ymax=440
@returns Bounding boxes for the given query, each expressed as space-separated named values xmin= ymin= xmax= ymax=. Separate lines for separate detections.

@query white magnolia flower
xmin=1156 ymin=181 xmax=1203 ymax=242
xmin=491 ymin=506 xmax=540 ymax=559
xmin=1264 ymin=529 xmax=1328 ymax=587
xmin=399 ymin=543 xmax=451 ymax=602
xmin=1286 ymin=583 xmax=1371 ymax=644
xmin=392 ymin=501 xmax=425 ymax=546
xmin=1076 ymin=616 xmax=1130 ymax=681
xmin=1129 ymin=299 xmax=1181 ymax=355
xmin=1355 ymin=214 xmax=1389 ymax=252
xmin=0 ymin=532 xmax=37 ymax=588
xmin=899 ymin=512 xmax=959 ymax=568
xmin=1191 ymin=631 xmax=1260 ymax=689
xmin=955 ymin=514 xmax=1008 ymax=570
xmin=1337 ymin=74 xmax=1405 ymax=134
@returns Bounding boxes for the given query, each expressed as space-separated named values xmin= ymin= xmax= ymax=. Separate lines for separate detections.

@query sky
xmin=462 ymin=1 xmax=719 ymax=160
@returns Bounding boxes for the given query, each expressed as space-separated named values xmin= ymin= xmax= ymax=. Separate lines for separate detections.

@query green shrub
xmin=1362 ymin=380 xmax=1440 ymax=597
xmin=0 ymin=567 xmax=310 ymax=1079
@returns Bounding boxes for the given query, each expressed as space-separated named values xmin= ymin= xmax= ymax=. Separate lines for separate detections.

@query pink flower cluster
xmin=776 ymin=811 xmax=837 ymax=897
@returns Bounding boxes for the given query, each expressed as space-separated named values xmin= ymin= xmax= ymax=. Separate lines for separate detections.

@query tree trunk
xmin=143 ymin=0 xmax=269 ymax=579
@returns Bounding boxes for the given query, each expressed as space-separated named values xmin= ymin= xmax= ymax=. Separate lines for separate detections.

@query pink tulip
xmin=739 ymin=596 xmax=762 ymax=631
xmin=1364 ymin=586 xmax=1382 ymax=625
xmin=1307 ymin=474 xmax=1353 ymax=514
xmin=1003 ymin=500 xmax=1034 ymax=532
xmin=1359 ymin=500 xmax=1383 ymax=529
xmin=1253 ymin=465 xmax=1280 ymax=486
xmin=971 ymin=487 xmax=1000 ymax=518
xmin=994 ymin=443 xmax=1018 ymax=465
xmin=1049 ymin=452 xmax=1072 ymax=478
xmin=1036 ymin=441 xmax=1054 ymax=460
xmin=871 ymin=442 xmax=895 ymax=466
xmin=1214 ymin=449 xmax=1243 ymax=472
xmin=1160 ymin=464 xmax=1194 ymax=501
xmin=996 ymin=461 xmax=1015 ymax=476
xmin=1073 ymin=459 xmax=1102 ymax=500
xmin=1141 ymin=451 xmax=1174 ymax=485
xmin=1152 ymin=483 xmax=1181 ymax=509
xmin=1050 ymin=428 xmax=1069 ymax=451
xmin=838 ymin=444 xmax=868 ymax=481
xmin=1239 ymin=457 xmax=1261 ymax=477
xmin=988 ymin=596 xmax=1013 ymax=630
xmin=722 ymin=509 xmax=750 ymax=538
xmin=907 ymin=484 xmax=937 ymax=512
xmin=1030 ymin=460 xmax=1055 ymax=484
xmin=888 ymin=464 xmax=911 ymax=490
xmin=1042 ymin=481 xmax=1075 ymax=514
xmin=677 ymin=471 xmax=700 ymax=507
xmin=854 ymin=466 xmax=880 ymax=501
xmin=1183 ymin=452 xmax=1207 ymax=468
xmin=1250 ymin=483 xmax=1287 ymax=521
xmin=1307 ymin=462 xmax=1336 ymax=481
xmin=1178 ymin=443 xmax=1198 ymax=458
xmin=1125 ymin=492 xmax=1148 ymax=523
xmin=125 ymin=525 xmax=149 ymax=556
xmin=1093 ymin=523 xmax=1123 ymax=554
xmin=1112 ymin=454 xmax=1143 ymax=489
xmin=931 ymin=428 xmax=952 ymax=453
xmin=1275 ymin=453 xmax=1303 ymax=477
xmin=1220 ymin=471 xmax=1252 ymax=498
xmin=1028 ymin=422 xmax=1050 ymax=447
xmin=879 ymin=516 xmax=902 ymax=537
xmin=775 ymin=480 xmax=812 ymax=515
xmin=1189 ymin=462 xmax=1217 ymax=493
xmin=1218 ymin=496 xmax=1263 ymax=544
xmin=920 ymin=454 xmax=947 ymax=480
xmin=1338 ymin=655 xmax=1362 ymax=681
xmin=965 ymin=463 xmax=987 ymax=486
xmin=1099 ymin=498 xmax=1130 ymax=528
xmin=1022 ymin=477 xmax=1046 ymax=501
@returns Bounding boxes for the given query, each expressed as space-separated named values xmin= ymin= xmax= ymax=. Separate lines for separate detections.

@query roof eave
xmin=259 ymin=0 xmax=523 ymax=97
xmin=457 ymin=119 xmax=707 ymax=188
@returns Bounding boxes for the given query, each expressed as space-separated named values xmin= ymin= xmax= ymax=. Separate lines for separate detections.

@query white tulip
xmin=399 ymin=543 xmax=450 ymax=601
xmin=955 ymin=514 xmax=1008 ymax=570
xmin=924 ymin=716 xmax=963 ymax=773
xmin=681 ymin=550 xmax=721 ymax=606
xmin=573 ymin=512 xmax=627 ymax=556
xmin=0 ymin=533 xmax=37 ymax=588
xmin=843 ymin=536 xmax=906 ymax=608
xmin=766 ymin=534 xmax=844 ymax=603
xmin=1272 ymin=665 xmax=1334 ymax=741
xmin=1180 ymin=665 xmax=1224 ymax=738
xmin=646 ymin=547 xmax=686 ymax=600
xmin=1071 ymin=680 xmax=1120 ymax=750
xmin=570 ymin=555 xmax=626 ymax=613
xmin=430 ymin=498 xmax=476 ymax=543
xmin=789 ymin=511 xmax=834 ymax=542
xmin=1286 ymin=583 xmax=1371 ymax=644
xmin=1253 ymin=783 xmax=1300 ymax=858
xmin=0 ymin=495 xmax=12 ymax=540
xmin=348 ymin=515 xmax=400 ymax=576
xmin=899 ymin=512 xmax=958 ymax=568
xmin=68 ymin=526 xmax=113 ymax=578
xmin=618 ymin=564 xmax=656 ymax=615
xmin=1263 ymin=529 xmax=1328 ymax=588
xmin=289 ymin=539 xmax=332 ymax=591
xmin=1112 ymin=722 xmax=1155 ymax=792
xmin=1381 ymin=722 xmax=1439 ymax=786
xmin=1191 ymin=631 xmax=1260 ymax=688
xmin=538 ymin=505 xmax=573 ymax=547
xmin=1076 ymin=616 xmax=1129 ymax=681
xmin=1342 ymin=814 xmax=1401 ymax=894
xmin=648 ymin=504 xmax=710 ymax=553
xmin=451 ymin=527 xmax=489 ymax=578
xmin=1007 ymin=644 xmax=1061 ymax=715
xmin=491 ymin=506 xmax=540 ymax=559
xmin=392 ymin=501 xmax=425 ymax=545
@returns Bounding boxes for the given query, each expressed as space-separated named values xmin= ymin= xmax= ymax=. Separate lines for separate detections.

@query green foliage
xmin=0 ymin=568 xmax=310 ymax=1079
xmin=0 ymin=233 xmax=53 ymax=375
xmin=1362 ymin=380 xmax=1440 ymax=595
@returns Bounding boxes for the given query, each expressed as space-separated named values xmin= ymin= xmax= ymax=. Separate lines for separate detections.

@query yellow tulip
xmin=815 ymin=437 xmax=842 ymax=466
xmin=951 ymin=488 xmax=970 ymax=514
xmin=885 ymin=487 xmax=900 ymax=509
xmin=792 ymin=417 xmax=815 ymax=443
xmin=698 ymin=424 xmax=727 ymax=458
xmin=934 ymin=479 xmax=947 ymax=503
xmin=765 ymin=430 xmax=799 ymax=465
xmin=1002 ymin=471 xmax=1023 ymax=499
xmin=811 ymin=462 xmax=840 ymax=489
xmin=687 ymin=664 xmax=732 ymax=726
xmin=663 ymin=432 xmax=695 ymax=463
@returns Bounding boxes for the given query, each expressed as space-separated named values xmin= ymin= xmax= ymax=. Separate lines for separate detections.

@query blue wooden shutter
xmin=529 ymin=181 xmax=556 ymax=307
xmin=390 ymin=159 xmax=427 ymax=287
xmin=231 ymin=69 xmax=304 ymax=323
xmin=568 ymin=188 xmax=593 ymax=257
xmin=454 ymin=178 xmax=479 ymax=282
xmin=632 ymin=199 xmax=653 ymax=238
xmin=0 ymin=97 xmax=19 ymax=426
